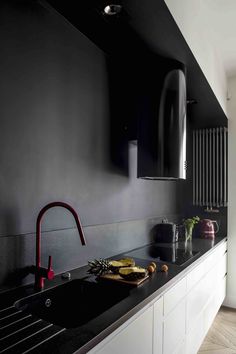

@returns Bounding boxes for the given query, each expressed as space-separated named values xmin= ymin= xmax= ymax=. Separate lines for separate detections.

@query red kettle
xmin=199 ymin=219 xmax=219 ymax=239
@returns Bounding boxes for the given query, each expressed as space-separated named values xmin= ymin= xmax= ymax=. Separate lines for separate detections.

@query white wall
xmin=225 ymin=75 xmax=236 ymax=307
xmin=165 ymin=0 xmax=233 ymax=305
xmin=164 ymin=0 xmax=228 ymax=116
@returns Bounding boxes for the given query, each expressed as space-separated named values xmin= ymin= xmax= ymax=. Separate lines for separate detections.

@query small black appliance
xmin=152 ymin=219 xmax=178 ymax=243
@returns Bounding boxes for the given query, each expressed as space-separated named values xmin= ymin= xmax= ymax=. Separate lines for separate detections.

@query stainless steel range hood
xmin=137 ymin=67 xmax=187 ymax=180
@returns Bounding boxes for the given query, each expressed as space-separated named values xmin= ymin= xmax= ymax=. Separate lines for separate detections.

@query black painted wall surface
xmin=0 ymin=1 xmax=183 ymax=292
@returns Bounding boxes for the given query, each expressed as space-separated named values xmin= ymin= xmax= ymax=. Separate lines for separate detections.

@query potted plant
xmin=183 ymin=216 xmax=200 ymax=241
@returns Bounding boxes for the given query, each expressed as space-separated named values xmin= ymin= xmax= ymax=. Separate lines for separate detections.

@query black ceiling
xmin=44 ymin=0 xmax=228 ymax=128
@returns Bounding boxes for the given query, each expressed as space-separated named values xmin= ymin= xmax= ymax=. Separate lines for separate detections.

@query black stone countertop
xmin=0 ymin=237 xmax=227 ymax=354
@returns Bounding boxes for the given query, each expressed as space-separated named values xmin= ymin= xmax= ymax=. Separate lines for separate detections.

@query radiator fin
xmin=193 ymin=127 xmax=228 ymax=207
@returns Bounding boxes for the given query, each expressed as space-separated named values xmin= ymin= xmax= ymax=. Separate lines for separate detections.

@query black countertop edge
xmin=0 ymin=236 xmax=227 ymax=354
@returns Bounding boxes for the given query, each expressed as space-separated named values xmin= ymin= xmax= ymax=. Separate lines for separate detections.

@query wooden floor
xmin=198 ymin=306 xmax=236 ymax=354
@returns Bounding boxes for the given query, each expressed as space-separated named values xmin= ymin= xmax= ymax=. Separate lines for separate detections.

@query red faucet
xmin=32 ymin=201 xmax=86 ymax=290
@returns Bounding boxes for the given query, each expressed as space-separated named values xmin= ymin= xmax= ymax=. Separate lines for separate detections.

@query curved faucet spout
xmin=34 ymin=201 xmax=86 ymax=290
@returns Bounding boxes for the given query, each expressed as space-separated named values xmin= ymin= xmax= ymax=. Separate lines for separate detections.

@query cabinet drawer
xmin=164 ymin=276 xmax=186 ymax=316
xmin=215 ymin=240 xmax=227 ymax=259
xmin=217 ymin=253 xmax=227 ymax=280
xmin=163 ymin=298 xmax=186 ymax=354
xmin=203 ymin=266 xmax=215 ymax=298
xmin=207 ymin=247 xmax=227 ymax=286
xmin=186 ymin=261 xmax=204 ymax=293
xmin=204 ymin=294 xmax=219 ymax=333
xmin=212 ymin=241 xmax=227 ymax=269
xmin=203 ymin=241 xmax=227 ymax=272
xmin=187 ymin=257 xmax=226 ymax=332
xmin=217 ymin=275 xmax=227 ymax=305
xmin=203 ymin=252 xmax=214 ymax=273
xmin=186 ymin=275 xmax=207 ymax=331
xmin=204 ymin=275 xmax=226 ymax=334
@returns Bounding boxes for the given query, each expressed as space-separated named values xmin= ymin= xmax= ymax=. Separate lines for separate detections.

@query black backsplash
xmin=0 ymin=1 xmax=186 ymax=292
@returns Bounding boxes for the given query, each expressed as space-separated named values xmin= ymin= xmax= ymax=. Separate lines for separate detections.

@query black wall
xmin=0 ymin=1 xmax=183 ymax=292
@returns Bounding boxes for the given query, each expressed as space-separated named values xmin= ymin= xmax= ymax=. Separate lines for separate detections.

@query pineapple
xmin=87 ymin=258 xmax=135 ymax=276
xmin=87 ymin=258 xmax=110 ymax=276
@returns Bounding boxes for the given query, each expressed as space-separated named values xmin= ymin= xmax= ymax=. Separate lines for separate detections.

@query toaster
xmin=152 ymin=220 xmax=178 ymax=243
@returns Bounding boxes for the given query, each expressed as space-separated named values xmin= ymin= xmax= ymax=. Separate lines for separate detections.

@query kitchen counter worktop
xmin=0 ymin=237 xmax=227 ymax=354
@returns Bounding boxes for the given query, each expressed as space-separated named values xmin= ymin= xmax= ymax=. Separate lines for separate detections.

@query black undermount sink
xmin=15 ymin=279 xmax=131 ymax=329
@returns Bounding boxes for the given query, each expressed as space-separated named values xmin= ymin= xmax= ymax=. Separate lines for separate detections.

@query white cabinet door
xmin=153 ymin=297 xmax=163 ymax=354
xmin=186 ymin=244 xmax=227 ymax=354
xmin=186 ymin=275 xmax=207 ymax=331
xmin=217 ymin=253 xmax=227 ymax=280
xmin=186 ymin=312 xmax=205 ymax=354
xmin=173 ymin=339 xmax=186 ymax=354
xmin=92 ymin=306 xmax=153 ymax=354
xmin=204 ymin=275 xmax=226 ymax=334
xmin=186 ymin=261 xmax=204 ymax=293
xmin=187 ymin=259 xmax=222 ymax=332
xmin=163 ymin=298 xmax=186 ymax=354
xmin=163 ymin=277 xmax=186 ymax=316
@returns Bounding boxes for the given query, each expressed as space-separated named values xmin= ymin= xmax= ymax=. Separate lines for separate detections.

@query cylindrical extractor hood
xmin=137 ymin=67 xmax=187 ymax=180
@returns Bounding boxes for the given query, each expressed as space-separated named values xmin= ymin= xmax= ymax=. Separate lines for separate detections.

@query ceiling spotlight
xmin=104 ymin=4 xmax=122 ymax=16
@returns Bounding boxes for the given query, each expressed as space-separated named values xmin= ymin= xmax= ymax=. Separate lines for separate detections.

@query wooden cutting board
xmin=100 ymin=273 xmax=149 ymax=286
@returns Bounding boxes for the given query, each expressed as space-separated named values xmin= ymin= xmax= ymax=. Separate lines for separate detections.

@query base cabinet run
xmin=89 ymin=240 xmax=227 ymax=354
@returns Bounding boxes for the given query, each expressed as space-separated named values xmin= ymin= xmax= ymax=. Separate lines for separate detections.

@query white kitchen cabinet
xmin=218 ymin=252 xmax=227 ymax=280
xmin=153 ymin=297 xmax=163 ymax=354
xmin=186 ymin=274 xmax=226 ymax=354
xmin=186 ymin=312 xmax=205 ymax=354
xmin=89 ymin=240 xmax=227 ymax=354
xmin=90 ymin=306 xmax=153 ymax=354
xmin=186 ymin=240 xmax=227 ymax=353
xmin=204 ymin=275 xmax=227 ymax=333
xmin=173 ymin=340 xmax=185 ymax=354
xmin=187 ymin=240 xmax=227 ymax=332
xmin=186 ymin=274 xmax=207 ymax=331
xmin=186 ymin=261 xmax=204 ymax=293
xmin=163 ymin=277 xmax=186 ymax=316
xmin=154 ymin=277 xmax=186 ymax=354
xmin=163 ymin=298 xmax=186 ymax=354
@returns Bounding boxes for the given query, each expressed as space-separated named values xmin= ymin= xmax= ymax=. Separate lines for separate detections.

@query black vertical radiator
xmin=193 ymin=127 xmax=228 ymax=209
